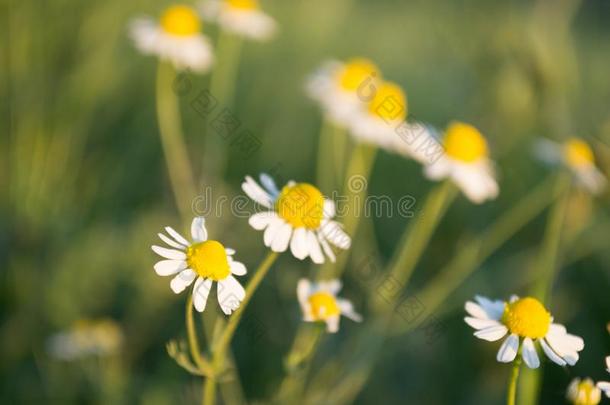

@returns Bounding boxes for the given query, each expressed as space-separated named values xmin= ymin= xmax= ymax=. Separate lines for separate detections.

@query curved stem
xmin=186 ymin=294 xmax=212 ymax=375
xmin=156 ymin=62 xmax=197 ymax=220
xmin=507 ymin=357 xmax=522 ymax=405
xmin=204 ymin=251 xmax=279 ymax=404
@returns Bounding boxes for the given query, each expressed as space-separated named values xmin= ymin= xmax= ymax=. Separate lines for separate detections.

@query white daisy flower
xmin=567 ymin=378 xmax=602 ymax=405
xmin=129 ymin=4 xmax=214 ymax=72
xmin=306 ymin=58 xmax=382 ymax=128
xmin=297 ymin=278 xmax=362 ymax=333
xmin=47 ymin=319 xmax=123 ymax=361
xmin=199 ymin=0 xmax=277 ymax=41
xmin=152 ymin=217 xmax=247 ymax=314
xmin=596 ymin=356 xmax=610 ymax=398
xmin=534 ymin=137 xmax=606 ymax=195
xmin=465 ymin=295 xmax=584 ymax=369
xmin=242 ymin=174 xmax=351 ymax=264
xmin=424 ymin=121 xmax=499 ymax=204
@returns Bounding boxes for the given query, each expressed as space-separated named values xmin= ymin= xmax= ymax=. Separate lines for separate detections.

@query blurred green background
xmin=3 ymin=0 xmax=610 ymax=403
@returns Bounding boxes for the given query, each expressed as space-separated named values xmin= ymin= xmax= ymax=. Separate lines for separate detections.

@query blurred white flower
xmin=152 ymin=217 xmax=247 ymax=314
xmin=199 ymin=0 xmax=277 ymax=41
xmin=242 ymin=174 xmax=350 ymax=264
xmin=129 ymin=5 xmax=214 ymax=72
xmin=306 ymin=58 xmax=382 ymax=128
xmin=534 ymin=137 xmax=606 ymax=194
xmin=465 ymin=295 xmax=584 ymax=369
xmin=567 ymin=378 xmax=602 ymax=405
xmin=596 ymin=356 xmax=610 ymax=398
xmin=47 ymin=319 xmax=123 ymax=360
xmin=424 ymin=121 xmax=499 ymax=204
xmin=297 ymin=278 xmax=362 ymax=333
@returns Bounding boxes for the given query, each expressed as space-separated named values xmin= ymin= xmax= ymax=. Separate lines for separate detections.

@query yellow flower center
xmin=571 ymin=379 xmax=601 ymax=405
xmin=186 ymin=240 xmax=230 ymax=281
xmin=276 ymin=183 xmax=325 ymax=229
xmin=160 ymin=5 xmax=201 ymax=36
xmin=501 ymin=297 xmax=551 ymax=339
xmin=564 ymin=138 xmax=594 ymax=168
xmin=227 ymin=0 xmax=259 ymax=10
xmin=444 ymin=121 xmax=489 ymax=162
xmin=308 ymin=292 xmax=341 ymax=320
xmin=368 ymin=81 xmax=407 ymax=122
xmin=336 ymin=58 xmax=380 ymax=92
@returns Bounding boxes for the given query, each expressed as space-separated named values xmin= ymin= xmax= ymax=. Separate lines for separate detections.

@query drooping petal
xmin=320 ymin=220 xmax=351 ymax=250
xmin=521 ymin=338 xmax=540 ymax=369
xmin=326 ymin=316 xmax=340 ymax=333
xmin=338 ymin=299 xmax=362 ymax=322
xmin=270 ymin=221 xmax=292 ymax=252
xmin=496 ymin=334 xmax=519 ymax=363
xmin=290 ymin=227 xmax=309 ymax=260
xmin=154 ymin=259 xmax=187 ymax=276
xmin=193 ymin=278 xmax=213 ymax=312
xmin=318 ymin=235 xmax=336 ymax=263
xmin=307 ymin=230 xmax=324 ymax=264
xmin=170 ymin=269 xmax=197 ymax=293
xmin=217 ymin=275 xmax=246 ymax=315
xmin=263 ymin=217 xmax=284 ymax=247
xmin=539 ymin=338 xmax=566 ymax=366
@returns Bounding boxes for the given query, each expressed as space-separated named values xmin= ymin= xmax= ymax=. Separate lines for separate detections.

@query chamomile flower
xmin=242 ymin=174 xmax=351 ymax=264
xmin=297 ymin=279 xmax=362 ymax=333
xmin=129 ymin=4 xmax=214 ymax=72
xmin=199 ymin=0 xmax=277 ymax=41
xmin=596 ymin=356 xmax=610 ymax=398
xmin=424 ymin=121 xmax=499 ymax=204
xmin=47 ymin=319 xmax=123 ymax=361
xmin=568 ymin=378 xmax=602 ymax=405
xmin=306 ymin=58 xmax=382 ymax=128
xmin=465 ymin=295 xmax=584 ymax=369
xmin=534 ymin=137 xmax=606 ymax=194
xmin=152 ymin=217 xmax=247 ymax=314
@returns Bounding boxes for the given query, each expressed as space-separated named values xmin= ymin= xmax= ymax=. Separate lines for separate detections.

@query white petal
xmin=474 ymin=325 xmax=508 ymax=342
xmin=451 ymin=161 xmax=499 ymax=204
xmin=193 ymin=278 xmax=213 ymax=312
xmin=605 ymin=355 xmax=610 ymax=373
xmin=326 ymin=316 xmax=340 ymax=333
xmin=191 ymin=217 xmax=208 ymax=242
xmin=242 ymin=176 xmax=273 ymax=208
xmin=229 ymin=260 xmax=247 ymax=276
xmin=297 ymin=279 xmax=312 ymax=306
xmin=465 ymin=301 xmax=489 ymax=319
xmin=259 ymin=173 xmax=280 ymax=197
xmin=596 ymin=381 xmax=610 ymax=397
xmin=539 ymin=338 xmax=566 ymax=366
xmin=154 ymin=259 xmax=187 ymax=276
xmin=225 ymin=248 xmax=236 ymax=255
xmin=170 ymin=269 xmax=197 ymax=293
xmin=496 ymin=334 xmax=519 ymax=363
xmin=152 ymin=245 xmax=186 ymax=260
xmin=217 ymin=275 xmax=246 ymax=315
xmin=464 ymin=317 xmax=501 ymax=330
xmin=263 ymin=217 xmax=284 ymax=247
xmin=521 ymin=338 xmax=540 ymax=369
xmin=270 ymin=222 xmax=292 ymax=252
xmin=474 ymin=296 xmax=505 ymax=320
xmin=323 ymin=199 xmax=336 ymax=219
xmin=307 ymin=231 xmax=324 ymax=264
xmin=164 ymin=226 xmax=190 ymax=246
xmin=290 ymin=227 xmax=309 ymax=260
xmin=320 ymin=220 xmax=351 ymax=250
xmin=338 ymin=299 xmax=362 ymax=322
xmin=319 ymin=279 xmax=342 ymax=294
xmin=248 ymin=211 xmax=278 ymax=230
xmin=158 ymin=233 xmax=186 ymax=249
xmin=318 ymin=235 xmax=336 ymax=263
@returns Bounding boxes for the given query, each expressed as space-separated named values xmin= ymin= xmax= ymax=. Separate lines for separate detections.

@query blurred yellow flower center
xmin=571 ymin=379 xmax=601 ymax=405
xmin=564 ymin=138 xmax=594 ymax=168
xmin=501 ymin=297 xmax=551 ymax=339
xmin=276 ymin=183 xmax=324 ymax=229
xmin=187 ymin=240 xmax=230 ymax=281
xmin=337 ymin=58 xmax=380 ymax=92
xmin=368 ymin=81 xmax=407 ymax=122
xmin=160 ymin=5 xmax=201 ymax=36
xmin=444 ymin=122 xmax=489 ymax=162
xmin=308 ymin=292 xmax=341 ymax=320
xmin=227 ymin=0 xmax=259 ymax=10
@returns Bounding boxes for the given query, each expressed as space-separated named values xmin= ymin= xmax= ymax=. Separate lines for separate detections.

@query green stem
xmin=203 ymin=377 xmax=217 ymax=405
xmin=316 ymin=119 xmax=345 ymax=195
xmin=156 ymin=62 xmax=197 ymax=220
xmin=507 ymin=357 xmax=522 ymax=405
xmin=186 ymin=294 xmax=212 ymax=375
xmin=204 ymin=251 xmax=279 ymax=404
xmin=374 ymin=181 xmax=457 ymax=311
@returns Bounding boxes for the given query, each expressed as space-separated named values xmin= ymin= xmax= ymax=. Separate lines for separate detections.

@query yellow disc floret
xmin=569 ymin=378 xmax=601 ymax=405
xmin=564 ymin=138 xmax=595 ymax=168
xmin=368 ymin=81 xmax=407 ymax=122
xmin=227 ymin=0 xmax=259 ymax=10
xmin=444 ymin=121 xmax=489 ymax=162
xmin=187 ymin=240 xmax=231 ymax=281
xmin=308 ymin=292 xmax=341 ymax=320
xmin=160 ymin=5 xmax=201 ymax=36
xmin=337 ymin=58 xmax=380 ymax=92
xmin=501 ymin=297 xmax=551 ymax=339
xmin=276 ymin=183 xmax=325 ymax=229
